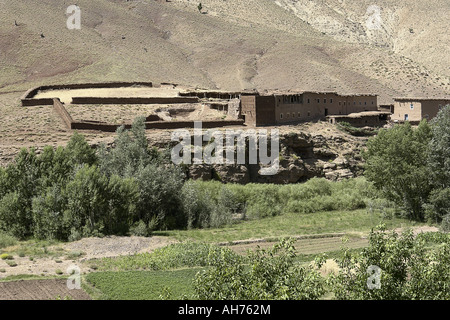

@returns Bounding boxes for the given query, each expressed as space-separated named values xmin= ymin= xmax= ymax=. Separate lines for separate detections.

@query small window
xmin=308 ymin=111 xmax=311 ymax=117
xmin=307 ymin=99 xmax=310 ymax=103
xmin=287 ymin=113 xmax=290 ymax=118
xmin=324 ymin=99 xmax=327 ymax=103
xmin=372 ymin=101 xmax=374 ymax=105
xmin=354 ymin=102 xmax=356 ymax=105
xmin=359 ymin=102 xmax=362 ymax=105
xmin=339 ymin=101 xmax=341 ymax=105
xmin=365 ymin=102 xmax=367 ymax=105
xmin=410 ymin=103 xmax=414 ymax=110
xmin=344 ymin=102 xmax=346 ymax=105
xmin=298 ymin=112 xmax=301 ymax=117
xmin=330 ymin=99 xmax=333 ymax=103
xmin=280 ymin=113 xmax=283 ymax=119
xmin=404 ymin=114 xmax=409 ymax=121
xmin=317 ymin=99 xmax=320 ymax=103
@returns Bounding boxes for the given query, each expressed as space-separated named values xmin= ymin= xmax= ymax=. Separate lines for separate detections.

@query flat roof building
xmin=392 ymin=98 xmax=450 ymax=123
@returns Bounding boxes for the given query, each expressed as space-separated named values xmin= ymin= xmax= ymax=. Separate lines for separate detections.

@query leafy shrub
xmin=130 ymin=220 xmax=151 ymax=237
xmin=194 ymin=238 xmax=326 ymax=300
xmin=330 ymin=226 xmax=450 ymax=300
xmin=424 ymin=188 xmax=450 ymax=224
xmin=441 ymin=214 xmax=450 ymax=233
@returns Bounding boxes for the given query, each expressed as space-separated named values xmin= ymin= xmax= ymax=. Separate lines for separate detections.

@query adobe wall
xmin=421 ymin=100 xmax=450 ymax=120
xmin=71 ymin=96 xmax=199 ymax=105
xmin=71 ymin=119 xmax=245 ymax=132
xmin=273 ymin=93 xmax=377 ymax=124
xmin=327 ymin=114 xmax=387 ymax=127
xmin=22 ymin=98 xmax=54 ymax=106
xmin=53 ymin=98 xmax=73 ymax=129
xmin=241 ymin=96 xmax=257 ymax=126
xmin=21 ymin=82 xmax=154 ymax=106
xmin=255 ymin=96 xmax=276 ymax=126
xmin=391 ymin=100 xmax=424 ymax=122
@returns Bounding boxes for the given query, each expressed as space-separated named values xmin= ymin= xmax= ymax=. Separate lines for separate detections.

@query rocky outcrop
xmin=160 ymin=127 xmax=367 ymax=184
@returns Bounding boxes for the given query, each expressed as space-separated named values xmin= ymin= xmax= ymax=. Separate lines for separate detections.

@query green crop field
xmin=84 ymin=269 xmax=203 ymax=300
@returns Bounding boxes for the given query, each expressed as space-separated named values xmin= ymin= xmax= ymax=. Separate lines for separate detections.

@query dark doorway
xmin=325 ymin=108 xmax=328 ymax=116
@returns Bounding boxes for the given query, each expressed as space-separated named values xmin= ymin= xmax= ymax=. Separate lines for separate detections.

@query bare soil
xmin=0 ymin=279 xmax=91 ymax=300
xmin=0 ymin=236 xmax=178 ymax=279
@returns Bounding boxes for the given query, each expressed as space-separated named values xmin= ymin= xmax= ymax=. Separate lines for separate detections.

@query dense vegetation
xmin=0 ymin=117 xmax=381 ymax=241
xmin=363 ymin=105 xmax=450 ymax=227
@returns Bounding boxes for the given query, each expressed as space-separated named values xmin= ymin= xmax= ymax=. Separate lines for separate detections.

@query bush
xmin=0 ymin=253 xmax=13 ymax=260
xmin=194 ymin=238 xmax=326 ymax=300
xmin=441 ymin=215 xmax=450 ymax=232
xmin=424 ymin=188 xmax=450 ymax=224
xmin=330 ymin=226 xmax=450 ymax=299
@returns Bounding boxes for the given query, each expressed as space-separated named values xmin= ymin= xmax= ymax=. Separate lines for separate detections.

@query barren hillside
xmin=0 ymin=0 xmax=448 ymax=104
xmin=0 ymin=0 xmax=449 ymax=164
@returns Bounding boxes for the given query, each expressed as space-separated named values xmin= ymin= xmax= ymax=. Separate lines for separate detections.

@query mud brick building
xmin=391 ymin=98 xmax=450 ymax=122
xmin=241 ymin=92 xmax=378 ymax=126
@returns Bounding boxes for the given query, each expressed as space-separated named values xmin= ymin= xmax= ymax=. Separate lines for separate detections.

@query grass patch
xmin=0 ymin=232 xmax=17 ymax=249
xmin=5 ymin=260 xmax=17 ymax=267
xmin=85 ymin=269 xmax=202 ymax=300
xmin=155 ymin=209 xmax=425 ymax=243
xmin=0 ymin=239 xmax=64 ymax=260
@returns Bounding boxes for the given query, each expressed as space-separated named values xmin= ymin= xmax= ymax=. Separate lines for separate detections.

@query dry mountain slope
xmin=0 ymin=0 xmax=448 ymax=105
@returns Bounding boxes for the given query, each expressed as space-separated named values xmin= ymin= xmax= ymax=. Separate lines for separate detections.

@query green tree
xmin=428 ymin=105 xmax=450 ymax=188
xmin=425 ymin=105 xmax=450 ymax=225
xmin=362 ymin=121 xmax=432 ymax=221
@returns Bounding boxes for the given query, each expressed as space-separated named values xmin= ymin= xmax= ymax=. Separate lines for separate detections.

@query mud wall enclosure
xmin=22 ymin=82 xmax=245 ymax=132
